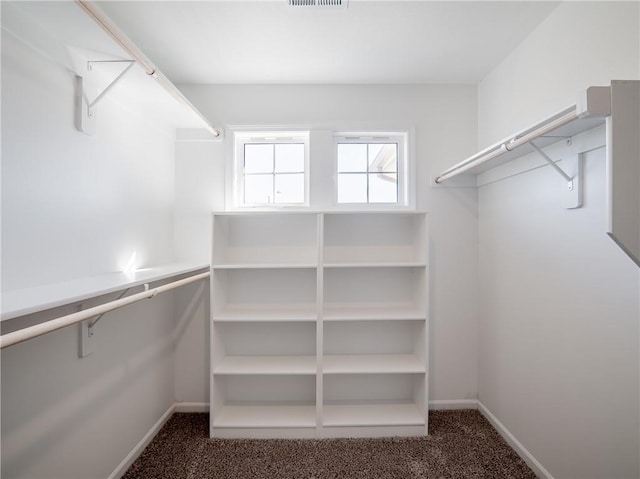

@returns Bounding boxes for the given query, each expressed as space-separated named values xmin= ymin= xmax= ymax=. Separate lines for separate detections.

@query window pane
xmin=337 ymin=144 xmax=367 ymax=172
xmin=275 ymin=144 xmax=304 ymax=173
xmin=369 ymin=172 xmax=397 ymax=203
xmin=275 ymin=173 xmax=304 ymax=204
xmin=245 ymin=144 xmax=274 ymax=173
xmin=337 ymin=173 xmax=367 ymax=203
xmin=368 ymin=144 xmax=397 ymax=173
xmin=244 ymin=174 xmax=274 ymax=204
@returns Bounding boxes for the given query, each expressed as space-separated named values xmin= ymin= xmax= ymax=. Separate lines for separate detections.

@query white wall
xmin=172 ymin=140 xmax=221 ymax=405
xmin=1 ymin=14 xmax=179 ymax=479
xmin=173 ymin=83 xmax=481 ymax=405
xmin=1 ymin=18 xmax=176 ymax=292
xmin=477 ymin=2 xmax=640 ymax=478
xmin=1 ymin=294 xmax=176 ymax=479
xmin=478 ymin=1 xmax=640 ymax=147
xmin=11 ymin=1 xmax=637 ymax=477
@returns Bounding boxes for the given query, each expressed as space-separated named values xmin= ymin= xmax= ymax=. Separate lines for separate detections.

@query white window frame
xmin=333 ymin=132 xmax=410 ymax=208
xmin=233 ymin=130 xmax=310 ymax=209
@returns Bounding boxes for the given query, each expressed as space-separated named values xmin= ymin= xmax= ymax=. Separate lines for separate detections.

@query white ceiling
xmin=95 ymin=0 xmax=560 ymax=85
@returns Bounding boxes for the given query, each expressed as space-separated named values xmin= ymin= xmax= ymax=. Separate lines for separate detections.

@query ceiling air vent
xmin=288 ymin=0 xmax=348 ymax=8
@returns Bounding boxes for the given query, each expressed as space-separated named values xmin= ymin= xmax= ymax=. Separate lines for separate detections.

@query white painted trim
xmin=429 ymin=399 xmax=478 ymax=410
xmin=108 ymin=403 xmax=209 ymax=478
xmin=108 ymin=405 xmax=176 ymax=479
xmin=175 ymin=402 xmax=210 ymax=413
xmin=477 ymin=401 xmax=554 ymax=479
xmin=109 ymin=400 xmax=553 ymax=479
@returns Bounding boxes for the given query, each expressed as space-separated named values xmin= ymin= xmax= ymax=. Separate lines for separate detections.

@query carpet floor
xmin=123 ymin=410 xmax=537 ymax=479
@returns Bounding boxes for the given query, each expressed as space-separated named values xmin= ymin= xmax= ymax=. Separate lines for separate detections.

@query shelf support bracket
xmin=528 ymin=141 xmax=583 ymax=209
xmin=528 ymin=141 xmax=573 ymax=183
xmin=87 ymin=287 xmax=131 ymax=337
xmin=78 ymin=304 xmax=95 ymax=358
xmin=75 ymin=59 xmax=135 ymax=135
xmin=85 ymin=60 xmax=135 ymax=110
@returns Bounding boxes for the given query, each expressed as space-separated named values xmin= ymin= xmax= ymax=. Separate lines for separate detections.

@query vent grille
xmin=288 ymin=0 xmax=348 ymax=7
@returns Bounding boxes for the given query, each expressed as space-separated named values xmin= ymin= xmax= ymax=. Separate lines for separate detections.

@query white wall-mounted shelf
xmin=210 ymin=211 xmax=429 ymax=438
xmin=1 ymin=262 xmax=209 ymax=322
xmin=436 ymin=80 xmax=640 ymax=266
xmin=434 ymin=86 xmax=611 ymax=184
xmin=2 ymin=1 xmax=220 ymax=138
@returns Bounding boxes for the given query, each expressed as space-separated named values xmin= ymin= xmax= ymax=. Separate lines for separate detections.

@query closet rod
xmin=435 ymin=106 xmax=578 ymax=184
xmin=0 ymin=271 xmax=210 ymax=350
xmin=74 ymin=0 xmax=221 ymax=138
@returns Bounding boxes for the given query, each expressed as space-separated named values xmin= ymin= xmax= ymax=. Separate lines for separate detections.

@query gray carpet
xmin=123 ymin=410 xmax=537 ymax=478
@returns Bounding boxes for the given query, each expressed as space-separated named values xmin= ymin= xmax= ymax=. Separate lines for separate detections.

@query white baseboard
xmin=174 ymin=401 xmax=210 ymax=413
xmin=430 ymin=399 xmax=552 ymax=479
xmin=108 ymin=402 xmax=209 ymax=479
xmin=429 ymin=399 xmax=478 ymax=410
xmin=108 ymin=404 xmax=176 ymax=479
xmin=109 ymin=400 xmax=552 ymax=479
xmin=477 ymin=401 xmax=554 ymax=479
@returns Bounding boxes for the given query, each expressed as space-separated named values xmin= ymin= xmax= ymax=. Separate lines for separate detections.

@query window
xmin=234 ymin=132 xmax=309 ymax=207
xmin=335 ymin=134 xmax=407 ymax=205
xmin=231 ymin=130 xmax=411 ymax=210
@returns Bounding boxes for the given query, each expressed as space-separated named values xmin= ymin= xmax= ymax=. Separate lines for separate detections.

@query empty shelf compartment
xmin=323 ymin=354 xmax=424 ymax=374
xmin=214 ymin=355 xmax=316 ymax=375
xmin=323 ymin=402 xmax=424 ymax=427
xmin=323 ymin=213 xmax=427 ymax=265
xmin=323 ymin=267 xmax=427 ymax=319
xmin=212 ymin=268 xmax=316 ymax=320
xmin=213 ymin=213 xmax=318 ymax=266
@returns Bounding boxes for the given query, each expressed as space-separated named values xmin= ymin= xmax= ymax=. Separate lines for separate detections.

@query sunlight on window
xmin=275 ymin=173 xmax=305 ymax=203
xmin=244 ymin=144 xmax=274 ymax=173
xmin=337 ymin=174 xmax=368 ymax=203
xmin=337 ymin=142 xmax=398 ymax=203
xmin=275 ymin=144 xmax=304 ymax=172
xmin=243 ymin=141 xmax=305 ymax=205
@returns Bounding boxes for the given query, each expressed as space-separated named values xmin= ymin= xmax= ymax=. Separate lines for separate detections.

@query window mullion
xmin=271 ymin=144 xmax=276 ymax=204
xmin=366 ymin=144 xmax=370 ymax=203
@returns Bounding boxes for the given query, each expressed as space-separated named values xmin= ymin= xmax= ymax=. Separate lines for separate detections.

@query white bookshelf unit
xmin=210 ymin=212 xmax=429 ymax=438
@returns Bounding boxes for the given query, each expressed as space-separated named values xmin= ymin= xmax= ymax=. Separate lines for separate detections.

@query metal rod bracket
xmin=78 ymin=304 xmax=95 ymax=358
xmin=75 ymin=60 xmax=135 ymax=135
xmin=85 ymin=60 xmax=135 ymax=110
xmin=528 ymin=141 xmax=582 ymax=208
xmin=88 ymin=288 xmax=130 ymax=334
xmin=528 ymin=140 xmax=573 ymax=182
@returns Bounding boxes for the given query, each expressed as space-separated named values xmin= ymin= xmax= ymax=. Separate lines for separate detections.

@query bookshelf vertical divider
xmin=210 ymin=211 xmax=429 ymax=438
xmin=316 ymin=213 xmax=324 ymax=437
